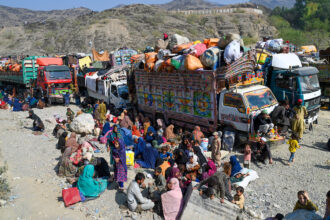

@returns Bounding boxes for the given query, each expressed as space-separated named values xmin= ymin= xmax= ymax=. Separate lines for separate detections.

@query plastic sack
xmin=204 ymin=38 xmax=219 ymax=48
xmin=172 ymin=42 xmax=194 ymax=53
xmin=154 ymin=60 xmax=164 ymax=72
xmin=62 ymin=187 xmax=81 ymax=207
xmin=200 ymin=138 xmax=209 ymax=152
xmin=126 ymin=150 xmax=135 ymax=166
xmin=185 ymin=54 xmax=203 ymax=71
xmin=145 ymin=52 xmax=158 ymax=71
xmin=155 ymin=39 xmax=169 ymax=51
xmin=193 ymin=40 xmax=202 ymax=45
xmin=219 ymin=33 xmax=244 ymax=49
xmin=256 ymin=52 xmax=268 ymax=64
xmin=169 ymin=34 xmax=190 ymax=50
xmin=157 ymin=49 xmax=171 ymax=60
xmin=171 ymin=55 xmax=185 ymax=70
xmin=191 ymin=43 xmax=207 ymax=57
xmin=224 ymin=40 xmax=242 ymax=64
xmin=200 ymin=46 xmax=221 ymax=69
xmin=266 ymin=40 xmax=281 ymax=53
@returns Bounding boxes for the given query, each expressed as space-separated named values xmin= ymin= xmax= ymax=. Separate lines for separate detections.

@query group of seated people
xmin=52 ymin=108 xmax=262 ymax=219
xmin=0 ymin=89 xmax=47 ymax=111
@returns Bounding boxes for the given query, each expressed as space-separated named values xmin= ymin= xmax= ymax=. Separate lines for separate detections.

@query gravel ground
xmin=0 ymin=105 xmax=329 ymax=219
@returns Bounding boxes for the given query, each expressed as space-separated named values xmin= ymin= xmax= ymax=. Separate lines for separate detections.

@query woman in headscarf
xmin=58 ymin=146 xmax=77 ymax=177
xmin=161 ymin=178 xmax=183 ymax=220
xmin=65 ymin=132 xmax=80 ymax=153
xmin=77 ymin=164 xmax=108 ymax=197
xmin=143 ymin=117 xmax=151 ymax=137
xmin=101 ymin=118 xmax=111 ymax=136
xmin=229 ymin=155 xmax=242 ymax=177
xmin=132 ymin=125 xmax=141 ymax=137
xmin=202 ymin=160 xmax=217 ymax=180
xmin=136 ymin=142 xmax=159 ymax=169
xmin=112 ymin=139 xmax=127 ymax=190
xmin=57 ymin=132 xmax=68 ymax=153
xmin=164 ymin=125 xmax=176 ymax=142
xmin=173 ymin=149 xmax=188 ymax=166
xmin=179 ymin=138 xmax=192 ymax=158
xmin=192 ymin=126 xmax=204 ymax=143
xmin=192 ymin=146 xmax=207 ymax=167
xmin=146 ymin=126 xmax=156 ymax=143
xmin=107 ymin=125 xmax=122 ymax=165
xmin=166 ymin=167 xmax=182 ymax=182
xmin=119 ymin=111 xmax=133 ymax=129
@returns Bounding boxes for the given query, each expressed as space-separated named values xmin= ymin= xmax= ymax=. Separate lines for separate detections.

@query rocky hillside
xmin=250 ymin=0 xmax=296 ymax=9
xmin=158 ymin=0 xmax=222 ymax=10
xmin=0 ymin=4 xmax=277 ymax=55
xmin=0 ymin=5 xmax=92 ymax=27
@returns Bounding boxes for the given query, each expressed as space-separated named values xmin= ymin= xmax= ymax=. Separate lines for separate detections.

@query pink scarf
xmin=161 ymin=178 xmax=183 ymax=220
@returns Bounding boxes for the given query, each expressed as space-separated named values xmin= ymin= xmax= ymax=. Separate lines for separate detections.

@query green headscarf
xmin=77 ymin=165 xmax=107 ymax=197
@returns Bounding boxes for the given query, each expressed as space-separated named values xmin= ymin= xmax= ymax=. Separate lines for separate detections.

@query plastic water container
xmin=200 ymin=138 xmax=209 ymax=152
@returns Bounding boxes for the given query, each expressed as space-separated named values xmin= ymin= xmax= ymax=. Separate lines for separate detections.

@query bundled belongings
xmin=224 ymin=40 xmax=243 ymax=64
xmin=204 ymin=38 xmax=219 ymax=48
xmin=92 ymin=48 xmax=110 ymax=61
xmin=169 ymin=34 xmax=190 ymax=50
xmin=200 ymin=47 xmax=221 ymax=70
xmin=219 ymin=33 xmax=244 ymax=49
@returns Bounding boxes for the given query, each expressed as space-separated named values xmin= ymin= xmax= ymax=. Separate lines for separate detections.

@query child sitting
xmin=234 ymin=186 xmax=245 ymax=209
xmin=159 ymin=146 xmax=173 ymax=161
xmin=293 ymin=191 xmax=318 ymax=212
xmin=185 ymin=153 xmax=200 ymax=181
xmin=148 ymin=167 xmax=166 ymax=201
xmin=288 ymin=133 xmax=300 ymax=165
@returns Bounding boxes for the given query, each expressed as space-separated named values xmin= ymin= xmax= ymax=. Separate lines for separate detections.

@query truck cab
xmin=263 ymin=54 xmax=321 ymax=127
xmin=36 ymin=58 xmax=72 ymax=104
xmin=109 ymin=80 xmax=129 ymax=111
xmin=219 ymin=84 xmax=278 ymax=136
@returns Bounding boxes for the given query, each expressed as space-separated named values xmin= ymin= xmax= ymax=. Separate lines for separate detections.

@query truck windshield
xmin=118 ymin=85 xmax=128 ymax=100
xmin=244 ymin=88 xmax=277 ymax=111
xmin=299 ymin=74 xmax=320 ymax=93
xmin=46 ymin=71 xmax=71 ymax=80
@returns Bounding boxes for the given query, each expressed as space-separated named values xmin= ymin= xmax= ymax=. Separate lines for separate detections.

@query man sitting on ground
xmin=127 ymin=173 xmax=155 ymax=212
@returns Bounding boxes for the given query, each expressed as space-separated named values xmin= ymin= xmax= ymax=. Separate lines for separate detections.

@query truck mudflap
xmin=305 ymin=107 xmax=320 ymax=130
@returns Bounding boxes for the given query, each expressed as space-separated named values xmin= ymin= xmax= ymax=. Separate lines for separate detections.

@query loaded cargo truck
xmin=129 ymin=52 xmax=280 ymax=145
xmin=85 ymin=66 xmax=130 ymax=114
xmin=262 ymin=53 xmax=321 ymax=129
xmin=0 ymin=56 xmax=72 ymax=104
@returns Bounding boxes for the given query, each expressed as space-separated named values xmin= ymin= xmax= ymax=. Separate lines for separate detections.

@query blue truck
xmin=262 ymin=53 xmax=321 ymax=129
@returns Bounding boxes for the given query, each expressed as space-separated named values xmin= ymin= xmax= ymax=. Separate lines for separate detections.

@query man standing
xmin=271 ymin=100 xmax=290 ymax=135
xmin=292 ymin=99 xmax=307 ymax=139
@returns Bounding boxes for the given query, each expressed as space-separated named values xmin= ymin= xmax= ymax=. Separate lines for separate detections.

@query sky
xmin=0 ymin=0 xmax=246 ymax=11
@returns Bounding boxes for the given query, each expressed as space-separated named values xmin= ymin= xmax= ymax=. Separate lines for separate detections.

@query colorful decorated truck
xmin=130 ymin=52 xmax=279 ymax=144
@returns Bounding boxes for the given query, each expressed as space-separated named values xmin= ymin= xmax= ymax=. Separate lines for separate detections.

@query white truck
xmin=85 ymin=66 xmax=130 ymax=114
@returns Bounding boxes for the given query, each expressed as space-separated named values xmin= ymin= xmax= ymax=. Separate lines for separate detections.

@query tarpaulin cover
xmin=92 ymin=48 xmax=110 ymax=62
xmin=37 ymin=57 xmax=63 ymax=66
xmin=79 ymin=56 xmax=92 ymax=69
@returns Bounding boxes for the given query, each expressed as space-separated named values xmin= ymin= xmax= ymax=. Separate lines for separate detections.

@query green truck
xmin=0 ymin=56 xmax=44 ymax=88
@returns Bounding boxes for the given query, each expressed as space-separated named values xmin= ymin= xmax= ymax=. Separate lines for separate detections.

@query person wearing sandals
xmin=112 ymin=139 xmax=127 ymax=191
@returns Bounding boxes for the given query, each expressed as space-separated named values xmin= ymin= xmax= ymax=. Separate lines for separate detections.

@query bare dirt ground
xmin=0 ymin=105 xmax=329 ymax=220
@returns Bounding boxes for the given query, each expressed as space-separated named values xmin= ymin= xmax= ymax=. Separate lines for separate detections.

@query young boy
xmin=293 ymin=191 xmax=318 ymax=212
xmin=127 ymin=173 xmax=154 ymax=212
xmin=159 ymin=146 xmax=172 ymax=161
xmin=234 ymin=186 xmax=245 ymax=209
xmin=288 ymin=133 xmax=300 ymax=165
xmin=148 ymin=167 xmax=166 ymax=201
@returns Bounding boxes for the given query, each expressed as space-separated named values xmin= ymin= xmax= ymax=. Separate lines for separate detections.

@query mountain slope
xmin=0 ymin=4 xmax=277 ymax=55
xmin=0 ymin=5 xmax=92 ymax=27
xmin=250 ymin=0 xmax=296 ymax=9
xmin=158 ymin=0 xmax=222 ymax=10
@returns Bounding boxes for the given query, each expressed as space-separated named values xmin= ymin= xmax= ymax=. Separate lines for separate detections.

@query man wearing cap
xmin=211 ymin=131 xmax=222 ymax=167
xmin=292 ymin=99 xmax=307 ymax=139
xmin=254 ymin=110 xmax=274 ymax=135
xmin=252 ymin=137 xmax=273 ymax=164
